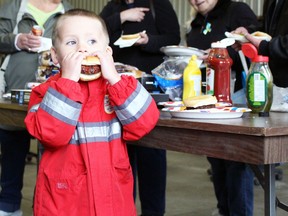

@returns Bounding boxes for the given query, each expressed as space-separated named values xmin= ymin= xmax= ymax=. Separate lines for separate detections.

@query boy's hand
xmin=61 ymin=52 xmax=85 ymax=82
xmin=93 ymin=47 xmax=120 ymax=85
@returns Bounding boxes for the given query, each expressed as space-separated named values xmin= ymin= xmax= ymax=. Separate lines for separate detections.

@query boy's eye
xmin=66 ymin=41 xmax=76 ymax=46
xmin=88 ymin=39 xmax=97 ymax=45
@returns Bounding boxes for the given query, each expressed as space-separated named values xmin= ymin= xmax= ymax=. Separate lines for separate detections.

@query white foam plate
xmin=160 ymin=46 xmax=207 ymax=57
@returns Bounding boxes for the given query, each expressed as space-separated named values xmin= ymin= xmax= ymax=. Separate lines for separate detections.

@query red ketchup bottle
xmin=206 ymin=42 xmax=233 ymax=104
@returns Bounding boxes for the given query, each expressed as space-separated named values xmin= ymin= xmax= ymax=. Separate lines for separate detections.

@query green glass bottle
xmin=242 ymin=43 xmax=273 ymax=116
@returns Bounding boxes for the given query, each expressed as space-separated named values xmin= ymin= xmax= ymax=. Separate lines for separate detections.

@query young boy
xmin=24 ymin=9 xmax=159 ymax=216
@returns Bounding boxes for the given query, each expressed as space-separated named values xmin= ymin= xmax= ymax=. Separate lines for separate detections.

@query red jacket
xmin=25 ymin=74 xmax=159 ymax=216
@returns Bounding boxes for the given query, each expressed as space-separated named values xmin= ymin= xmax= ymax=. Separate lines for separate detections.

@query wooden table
xmin=0 ymin=100 xmax=287 ymax=215
xmin=136 ymin=111 xmax=288 ymax=216
xmin=0 ymin=100 xmax=28 ymax=128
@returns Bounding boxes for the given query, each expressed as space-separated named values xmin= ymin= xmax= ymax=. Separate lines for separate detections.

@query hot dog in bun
xmin=251 ymin=31 xmax=272 ymax=40
xmin=121 ymin=33 xmax=140 ymax=40
xmin=80 ymin=56 xmax=101 ymax=81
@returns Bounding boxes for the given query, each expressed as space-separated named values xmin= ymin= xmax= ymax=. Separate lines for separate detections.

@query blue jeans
xmin=0 ymin=129 xmax=30 ymax=212
xmin=208 ymin=157 xmax=254 ymax=216
xmin=128 ymin=144 xmax=166 ymax=216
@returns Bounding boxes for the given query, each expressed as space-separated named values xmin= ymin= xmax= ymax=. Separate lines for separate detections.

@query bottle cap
xmin=242 ymin=43 xmax=269 ymax=62
xmin=211 ymin=38 xmax=235 ymax=48
xmin=211 ymin=42 xmax=227 ymax=48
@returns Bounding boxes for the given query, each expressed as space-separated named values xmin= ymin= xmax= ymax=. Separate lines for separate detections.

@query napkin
xmin=31 ymin=37 xmax=52 ymax=53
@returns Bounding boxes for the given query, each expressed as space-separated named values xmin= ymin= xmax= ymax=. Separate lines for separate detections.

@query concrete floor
xmin=21 ymin=142 xmax=288 ymax=216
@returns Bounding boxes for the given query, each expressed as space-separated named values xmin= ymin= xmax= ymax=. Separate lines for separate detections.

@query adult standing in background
xmin=0 ymin=0 xmax=72 ymax=215
xmin=100 ymin=1 xmax=180 ymax=215
xmin=186 ymin=0 xmax=258 ymax=215
xmin=234 ymin=0 xmax=288 ymax=88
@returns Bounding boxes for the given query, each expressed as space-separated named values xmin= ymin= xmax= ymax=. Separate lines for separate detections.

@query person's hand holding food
xmin=16 ymin=33 xmax=41 ymax=52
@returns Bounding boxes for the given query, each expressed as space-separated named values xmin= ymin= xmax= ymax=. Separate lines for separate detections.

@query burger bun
xmin=183 ymin=95 xmax=217 ymax=109
xmin=79 ymin=73 xmax=102 ymax=82
xmin=121 ymin=33 xmax=140 ymax=40
xmin=81 ymin=56 xmax=101 ymax=66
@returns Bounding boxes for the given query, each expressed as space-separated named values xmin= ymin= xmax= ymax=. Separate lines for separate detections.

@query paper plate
xmin=169 ymin=110 xmax=244 ymax=119
xmin=225 ymin=32 xmax=271 ymax=43
xmin=158 ymin=101 xmax=184 ymax=107
xmin=163 ymin=107 xmax=251 ymax=119
xmin=114 ymin=36 xmax=140 ymax=48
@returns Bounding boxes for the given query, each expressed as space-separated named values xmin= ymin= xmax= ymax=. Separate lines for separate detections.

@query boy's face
xmin=52 ymin=16 xmax=108 ymax=64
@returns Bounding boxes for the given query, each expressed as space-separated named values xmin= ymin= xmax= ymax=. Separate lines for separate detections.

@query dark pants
xmin=128 ymin=144 xmax=166 ymax=216
xmin=0 ymin=129 xmax=30 ymax=212
xmin=208 ymin=157 xmax=254 ymax=216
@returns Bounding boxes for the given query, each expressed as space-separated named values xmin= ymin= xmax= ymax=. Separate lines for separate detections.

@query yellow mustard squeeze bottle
xmin=182 ymin=55 xmax=202 ymax=101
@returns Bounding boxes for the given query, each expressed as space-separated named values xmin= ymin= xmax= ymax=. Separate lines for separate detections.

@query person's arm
xmin=100 ymin=4 xmax=123 ymax=44
xmin=0 ymin=16 xmax=19 ymax=53
xmin=108 ymin=75 xmax=159 ymax=141
xmin=258 ymin=36 xmax=288 ymax=59
xmin=0 ymin=4 xmax=42 ymax=53
xmin=140 ymin=0 xmax=180 ymax=53
xmin=226 ymin=3 xmax=259 ymax=62
xmin=100 ymin=3 xmax=150 ymax=46
xmin=24 ymin=76 xmax=84 ymax=149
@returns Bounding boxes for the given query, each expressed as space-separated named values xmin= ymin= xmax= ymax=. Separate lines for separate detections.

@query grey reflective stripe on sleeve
xmin=40 ymin=87 xmax=82 ymax=125
xmin=114 ymin=82 xmax=152 ymax=125
xmin=28 ymin=104 xmax=40 ymax=113
xmin=69 ymin=118 xmax=122 ymax=144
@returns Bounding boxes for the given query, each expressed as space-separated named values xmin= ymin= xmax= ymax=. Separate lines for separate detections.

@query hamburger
xmin=115 ymin=62 xmax=143 ymax=79
xmin=183 ymin=95 xmax=218 ymax=109
xmin=121 ymin=33 xmax=140 ymax=40
xmin=80 ymin=56 xmax=102 ymax=81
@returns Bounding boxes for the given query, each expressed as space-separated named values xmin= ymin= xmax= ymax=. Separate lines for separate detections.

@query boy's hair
xmin=52 ymin=9 xmax=110 ymax=47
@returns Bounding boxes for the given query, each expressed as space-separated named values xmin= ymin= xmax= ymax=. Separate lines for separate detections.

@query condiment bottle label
xmin=247 ymin=72 xmax=267 ymax=107
xmin=191 ymin=75 xmax=202 ymax=96
xmin=206 ymin=67 xmax=214 ymax=95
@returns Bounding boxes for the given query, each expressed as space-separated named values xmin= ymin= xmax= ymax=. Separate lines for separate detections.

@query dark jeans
xmin=0 ymin=129 xmax=30 ymax=212
xmin=208 ymin=157 xmax=254 ymax=216
xmin=128 ymin=144 xmax=166 ymax=216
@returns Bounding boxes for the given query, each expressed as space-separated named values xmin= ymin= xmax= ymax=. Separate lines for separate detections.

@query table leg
xmin=264 ymin=164 xmax=276 ymax=216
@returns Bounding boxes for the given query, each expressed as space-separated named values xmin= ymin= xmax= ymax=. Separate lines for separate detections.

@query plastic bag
xmin=152 ymin=56 xmax=188 ymax=101
xmin=271 ymin=85 xmax=288 ymax=112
